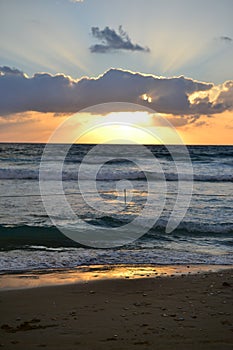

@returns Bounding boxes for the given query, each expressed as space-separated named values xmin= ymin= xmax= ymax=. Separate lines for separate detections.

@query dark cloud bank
xmin=90 ymin=26 xmax=150 ymax=53
xmin=0 ymin=66 xmax=232 ymax=117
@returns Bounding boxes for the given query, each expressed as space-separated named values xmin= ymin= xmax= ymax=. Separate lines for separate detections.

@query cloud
xmin=189 ymin=80 xmax=233 ymax=115
xmin=0 ymin=66 xmax=25 ymax=76
xmin=219 ymin=36 xmax=232 ymax=43
xmin=154 ymin=114 xmax=204 ymax=128
xmin=217 ymin=81 xmax=233 ymax=106
xmin=90 ymin=26 xmax=150 ymax=53
xmin=0 ymin=66 xmax=232 ymax=117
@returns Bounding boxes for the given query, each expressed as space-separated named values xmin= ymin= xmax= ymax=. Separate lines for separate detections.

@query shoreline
xmin=0 ymin=267 xmax=232 ymax=349
xmin=0 ymin=263 xmax=233 ymax=291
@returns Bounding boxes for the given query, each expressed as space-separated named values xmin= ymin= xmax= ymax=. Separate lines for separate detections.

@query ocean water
xmin=0 ymin=143 xmax=232 ymax=273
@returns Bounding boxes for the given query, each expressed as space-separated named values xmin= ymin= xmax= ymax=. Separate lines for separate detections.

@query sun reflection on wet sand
xmin=0 ymin=264 xmax=232 ymax=291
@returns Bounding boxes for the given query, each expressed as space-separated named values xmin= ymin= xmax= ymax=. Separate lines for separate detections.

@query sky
xmin=0 ymin=0 xmax=233 ymax=144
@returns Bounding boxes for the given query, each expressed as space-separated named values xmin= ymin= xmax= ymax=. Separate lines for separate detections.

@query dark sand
xmin=0 ymin=267 xmax=233 ymax=350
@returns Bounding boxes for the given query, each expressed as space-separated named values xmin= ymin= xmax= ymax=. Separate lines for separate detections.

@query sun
xmin=75 ymin=111 xmax=162 ymax=144
xmin=77 ymin=123 xmax=162 ymax=144
xmin=47 ymin=110 xmax=184 ymax=145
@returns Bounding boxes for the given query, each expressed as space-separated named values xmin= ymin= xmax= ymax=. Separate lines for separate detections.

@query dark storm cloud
xmin=90 ymin=26 xmax=150 ymax=53
xmin=0 ymin=66 xmax=232 ymax=117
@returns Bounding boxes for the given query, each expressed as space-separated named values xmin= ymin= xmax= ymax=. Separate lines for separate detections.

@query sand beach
xmin=0 ymin=266 xmax=233 ymax=350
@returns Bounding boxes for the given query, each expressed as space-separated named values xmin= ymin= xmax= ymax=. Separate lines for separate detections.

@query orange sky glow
xmin=1 ymin=110 xmax=232 ymax=145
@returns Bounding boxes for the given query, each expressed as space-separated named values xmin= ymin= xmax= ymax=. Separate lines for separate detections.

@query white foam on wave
xmin=1 ymin=247 xmax=233 ymax=273
xmin=0 ymin=168 xmax=232 ymax=182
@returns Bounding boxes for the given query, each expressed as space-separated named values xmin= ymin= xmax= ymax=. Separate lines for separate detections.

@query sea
xmin=0 ymin=143 xmax=232 ymax=273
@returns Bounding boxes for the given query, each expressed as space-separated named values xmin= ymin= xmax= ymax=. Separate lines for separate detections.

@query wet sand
xmin=0 ymin=267 xmax=233 ymax=350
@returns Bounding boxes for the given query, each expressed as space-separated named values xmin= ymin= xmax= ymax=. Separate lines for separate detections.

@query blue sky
xmin=1 ymin=0 xmax=233 ymax=83
xmin=0 ymin=0 xmax=233 ymax=144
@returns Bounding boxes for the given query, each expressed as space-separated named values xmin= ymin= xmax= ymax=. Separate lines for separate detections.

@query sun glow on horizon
xmin=0 ymin=110 xmax=232 ymax=145
xmin=74 ymin=111 xmax=184 ymax=145
xmin=77 ymin=124 xmax=163 ymax=144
